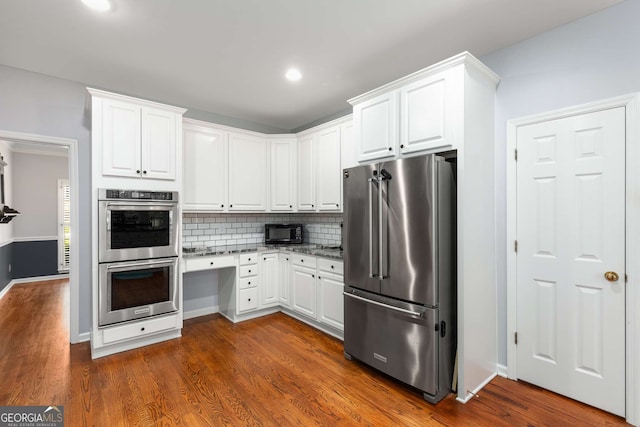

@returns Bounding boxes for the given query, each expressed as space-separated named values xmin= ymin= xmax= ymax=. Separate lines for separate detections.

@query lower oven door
xmin=99 ymin=257 xmax=179 ymax=327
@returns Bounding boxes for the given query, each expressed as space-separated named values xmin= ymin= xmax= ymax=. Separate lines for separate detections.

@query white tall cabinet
xmin=349 ymin=51 xmax=500 ymax=403
xmin=88 ymin=88 xmax=186 ymax=359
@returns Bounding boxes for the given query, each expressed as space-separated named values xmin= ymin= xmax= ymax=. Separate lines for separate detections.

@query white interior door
xmin=516 ymin=107 xmax=626 ymax=416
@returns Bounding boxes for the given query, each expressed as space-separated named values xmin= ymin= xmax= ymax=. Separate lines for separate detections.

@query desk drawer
xmin=184 ymin=255 xmax=235 ymax=272
xmin=239 ymin=253 xmax=258 ymax=266
xmin=239 ymin=276 xmax=258 ymax=290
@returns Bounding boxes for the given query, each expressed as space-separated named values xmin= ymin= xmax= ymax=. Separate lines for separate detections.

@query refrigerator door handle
xmin=343 ymin=292 xmax=424 ymax=318
xmin=368 ymin=178 xmax=376 ymax=278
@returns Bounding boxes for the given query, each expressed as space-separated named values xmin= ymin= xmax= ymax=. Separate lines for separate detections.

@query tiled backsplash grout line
xmin=183 ymin=213 xmax=342 ymax=247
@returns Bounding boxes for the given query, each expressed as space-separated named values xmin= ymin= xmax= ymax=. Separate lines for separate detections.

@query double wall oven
xmin=98 ymin=189 xmax=179 ymax=327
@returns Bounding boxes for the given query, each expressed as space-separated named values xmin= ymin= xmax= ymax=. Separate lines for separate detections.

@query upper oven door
xmin=99 ymin=200 xmax=179 ymax=262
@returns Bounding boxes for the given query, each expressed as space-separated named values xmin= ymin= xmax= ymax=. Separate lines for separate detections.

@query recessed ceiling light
xmin=82 ymin=0 xmax=111 ymax=12
xmin=285 ymin=68 xmax=302 ymax=82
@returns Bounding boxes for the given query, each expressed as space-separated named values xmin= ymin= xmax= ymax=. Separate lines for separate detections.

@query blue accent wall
xmin=12 ymin=240 xmax=59 ymax=279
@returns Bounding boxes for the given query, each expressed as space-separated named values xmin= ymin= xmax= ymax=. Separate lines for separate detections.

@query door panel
xmin=343 ymin=163 xmax=380 ymax=294
xmin=380 ymin=155 xmax=437 ymax=306
xmin=516 ymin=107 xmax=625 ymax=416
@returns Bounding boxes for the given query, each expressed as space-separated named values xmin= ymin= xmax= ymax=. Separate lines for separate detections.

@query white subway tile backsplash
xmin=181 ymin=212 xmax=342 ymax=248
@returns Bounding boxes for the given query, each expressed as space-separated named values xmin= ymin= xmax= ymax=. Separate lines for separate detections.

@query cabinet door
xmin=228 ymin=132 xmax=267 ymax=211
xmin=354 ymin=91 xmax=398 ymax=162
xmin=270 ymin=138 xmax=296 ymax=211
xmin=260 ymin=253 xmax=279 ymax=308
xmin=291 ymin=265 xmax=316 ymax=318
xmin=102 ymin=98 xmax=142 ymax=178
xmin=141 ymin=106 xmax=177 ymax=180
xmin=317 ymin=273 xmax=344 ymax=331
xmin=278 ymin=254 xmax=291 ymax=307
xmin=183 ymin=126 xmax=228 ymax=210
xmin=399 ymin=70 xmax=455 ymax=154
xmin=297 ymin=134 xmax=316 ymax=211
xmin=340 ymin=120 xmax=357 ymax=170
xmin=316 ymin=125 xmax=342 ymax=211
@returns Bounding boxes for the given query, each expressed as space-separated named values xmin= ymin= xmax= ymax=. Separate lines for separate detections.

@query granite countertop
xmin=182 ymin=243 xmax=343 ymax=261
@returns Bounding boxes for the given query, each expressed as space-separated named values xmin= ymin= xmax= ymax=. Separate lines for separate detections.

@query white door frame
xmin=0 ymin=130 xmax=80 ymax=344
xmin=506 ymin=94 xmax=640 ymax=425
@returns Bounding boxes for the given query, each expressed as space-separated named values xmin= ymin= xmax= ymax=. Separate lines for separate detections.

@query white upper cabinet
xmin=316 ymin=125 xmax=342 ymax=211
xmin=270 ymin=137 xmax=297 ymax=211
xmin=297 ymin=134 xmax=316 ymax=211
xmin=228 ymin=132 xmax=267 ymax=211
xmin=349 ymin=53 xmax=491 ymax=162
xmin=93 ymin=90 xmax=185 ymax=181
xmin=340 ymin=120 xmax=357 ymax=170
xmin=353 ymin=91 xmax=398 ymax=162
xmin=400 ymin=69 xmax=458 ymax=154
xmin=183 ymin=122 xmax=228 ymax=211
xmin=101 ymin=98 xmax=142 ymax=178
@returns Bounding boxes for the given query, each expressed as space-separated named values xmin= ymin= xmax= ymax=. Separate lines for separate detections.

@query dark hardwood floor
xmin=0 ymin=279 xmax=628 ymax=426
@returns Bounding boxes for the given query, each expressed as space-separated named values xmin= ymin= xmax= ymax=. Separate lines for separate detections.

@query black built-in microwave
xmin=265 ymin=223 xmax=303 ymax=244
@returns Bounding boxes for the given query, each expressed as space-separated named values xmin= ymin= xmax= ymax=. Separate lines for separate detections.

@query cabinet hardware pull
xmin=210 ymin=262 xmax=214 ymax=265
xmin=136 ymin=170 xmax=141 ymax=174
xmin=221 ymin=204 xmax=224 ymax=208
xmin=143 ymin=170 xmax=147 ymax=174
xmin=248 ymin=298 xmax=251 ymax=302
xmin=141 ymin=327 xmax=145 ymax=331
xmin=388 ymin=147 xmax=392 ymax=151
xmin=400 ymin=144 xmax=404 ymax=148
xmin=331 ymin=265 xmax=334 ymax=269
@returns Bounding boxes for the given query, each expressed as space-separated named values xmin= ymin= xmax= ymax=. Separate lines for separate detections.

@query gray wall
xmin=13 ymin=152 xmax=68 ymax=239
xmin=480 ymin=0 xmax=640 ymax=365
xmin=0 ymin=65 xmax=92 ymax=334
xmin=12 ymin=240 xmax=59 ymax=279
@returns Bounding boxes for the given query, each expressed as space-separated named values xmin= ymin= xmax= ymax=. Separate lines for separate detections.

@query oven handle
xmin=103 ymin=258 xmax=176 ymax=271
xmin=105 ymin=201 xmax=178 ymax=208
xmin=106 ymin=211 xmax=111 ymax=231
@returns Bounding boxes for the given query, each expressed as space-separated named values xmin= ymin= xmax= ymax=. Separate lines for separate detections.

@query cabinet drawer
xmin=238 ymin=276 xmax=258 ymax=290
xmin=291 ymin=254 xmax=316 ymax=268
xmin=238 ymin=287 xmax=259 ymax=312
xmin=317 ymin=258 xmax=343 ymax=275
xmin=184 ymin=255 xmax=235 ymax=272
xmin=239 ymin=253 xmax=257 ymax=266
xmin=239 ymin=265 xmax=257 ymax=277
xmin=102 ymin=314 xmax=178 ymax=344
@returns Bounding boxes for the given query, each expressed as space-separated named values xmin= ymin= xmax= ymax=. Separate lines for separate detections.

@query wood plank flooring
xmin=0 ymin=279 xmax=628 ymax=426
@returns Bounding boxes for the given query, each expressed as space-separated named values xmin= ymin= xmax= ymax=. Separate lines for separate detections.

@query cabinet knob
xmin=141 ymin=327 xmax=145 ymax=332
xmin=312 ymin=274 xmax=315 ymax=278
xmin=336 ymin=203 xmax=339 ymax=207
xmin=210 ymin=261 xmax=214 ymax=265
xmin=230 ymin=204 xmax=233 ymax=208
xmin=388 ymin=147 xmax=392 ymax=151
xmin=248 ymin=269 xmax=251 ymax=273
xmin=312 ymin=204 xmax=314 ymax=208
xmin=136 ymin=170 xmax=141 ymax=174
xmin=289 ymin=205 xmax=292 ymax=208
xmin=286 ymin=258 xmax=289 ymax=261
xmin=331 ymin=265 xmax=334 ymax=269
xmin=400 ymin=144 xmax=404 ymax=149
xmin=301 ymin=259 xmax=304 ymax=263
xmin=248 ymin=298 xmax=251 ymax=302
xmin=248 ymin=281 xmax=251 ymax=285
xmin=248 ymin=258 xmax=251 ymax=261
xmin=318 ymin=276 xmax=321 ymax=279
xmin=143 ymin=170 xmax=147 ymax=175
xmin=263 ymin=257 xmax=266 ymax=260
xmin=221 ymin=204 xmax=224 ymax=208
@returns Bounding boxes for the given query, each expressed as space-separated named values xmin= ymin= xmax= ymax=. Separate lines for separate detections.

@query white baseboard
xmin=77 ymin=332 xmax=91 ymax=343
xmin=11 ymin=274 xmax=69 ymax=285
xmin=456 ymin=372 xmax=498 ymax=404
xmin=0 ymin=281 xmax=15 ymax=299
xmin=497 ymin=364 xmax=508 ymax=378
xmin=183 ymin=306 xmax=219 ymax=320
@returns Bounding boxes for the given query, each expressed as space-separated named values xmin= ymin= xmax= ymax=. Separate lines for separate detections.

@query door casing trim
xmin=506 ymin=93 xmax=640 ymax=425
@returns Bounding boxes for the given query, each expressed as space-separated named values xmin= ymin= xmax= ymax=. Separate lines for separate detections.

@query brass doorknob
xmin=604 ymin=271 xmax=619 ymax=282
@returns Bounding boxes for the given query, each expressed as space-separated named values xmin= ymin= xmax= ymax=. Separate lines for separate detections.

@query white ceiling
xmin=0 ymin=0 xmax=623 ymax=132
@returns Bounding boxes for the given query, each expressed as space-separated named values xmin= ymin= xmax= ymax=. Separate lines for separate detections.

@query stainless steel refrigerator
xmin=343 ymin=153 xmax=456 ymax=404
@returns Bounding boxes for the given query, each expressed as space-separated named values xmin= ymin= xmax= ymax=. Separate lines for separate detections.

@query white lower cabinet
xmin=260 ymin=253 xmax=279 ymax=308
xmin=237 ymin=252 xmax=259 ymax=314
xmin=317 ymin=259 xmax=344 ymax=330
xmin=278 ymin=253 xmax=291 ymax=307
xmin=291 ymin=264 xmax=317 ymax=318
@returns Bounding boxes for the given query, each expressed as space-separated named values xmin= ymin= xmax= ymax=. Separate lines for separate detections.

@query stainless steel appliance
xmin=99 ymin=257 xmax=178 ymax=326
xmin=98 ymin=189 xmax=179 ymax=262
xmin=98 ymin=189 xmax=180 ymax=327
xmin=343 ymin=153 xmax=456 ymax=404
xmin=265 ymin=223 xmax=303 ymax=244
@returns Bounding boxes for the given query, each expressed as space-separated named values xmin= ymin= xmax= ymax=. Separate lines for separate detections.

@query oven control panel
xmin=100 ymin=189 xmax=178 ymax=201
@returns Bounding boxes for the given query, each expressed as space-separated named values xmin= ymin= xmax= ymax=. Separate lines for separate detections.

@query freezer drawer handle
xmin=343 ymin=292 xmax=423 ymax=318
